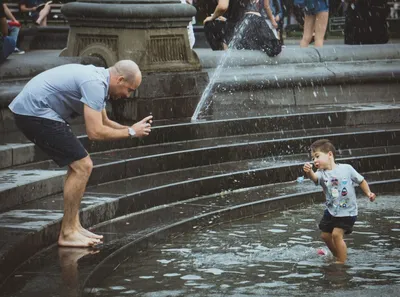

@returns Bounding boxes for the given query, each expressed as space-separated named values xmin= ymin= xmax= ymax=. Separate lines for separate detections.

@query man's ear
xmin=117 ymin=76 xmax=124 ymax=84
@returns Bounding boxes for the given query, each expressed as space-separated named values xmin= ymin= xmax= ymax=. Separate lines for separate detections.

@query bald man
xmin=9 ymin=60 xmax=152 ymax=247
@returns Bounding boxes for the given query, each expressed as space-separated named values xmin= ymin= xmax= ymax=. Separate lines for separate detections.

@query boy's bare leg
xmin=58 ymin=156 xmax=101 ymax=247
xmin=332 ymin=228 xmax=347 ymax=263
xmin=321 ymin=232 xmax=338 ymax=257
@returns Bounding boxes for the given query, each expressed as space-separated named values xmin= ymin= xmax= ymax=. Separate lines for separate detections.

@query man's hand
xmin=132 ymin=115 xmax=153 ymax=137
xmin=303 ymin=162 xmax=313 ymax=174
xmin=368 ymin=192 xmax=376 ymax=202
xmin=275 ymin=15 xmax=280 ymax=22
xmin=272 ymin=20 xmax=278 ymax=29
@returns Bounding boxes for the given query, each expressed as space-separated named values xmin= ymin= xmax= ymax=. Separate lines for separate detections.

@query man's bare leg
xmin=58 ymin=156 xmax=101 ymax=247
xmin=74 ymin=213 xmax=103 ymax=239
xmin=332 ymin=228 xmax=347 ymax=264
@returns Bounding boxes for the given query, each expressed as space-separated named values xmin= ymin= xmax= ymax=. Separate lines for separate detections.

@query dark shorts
xmin=319 ymin=209 xmax=357 ymax=235
xmin=13 ymin=114 xmax=88 ymax=167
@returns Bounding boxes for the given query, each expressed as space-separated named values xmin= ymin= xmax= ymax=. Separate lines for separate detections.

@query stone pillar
xmin=60 ymin=0 xmax=201 ymax=72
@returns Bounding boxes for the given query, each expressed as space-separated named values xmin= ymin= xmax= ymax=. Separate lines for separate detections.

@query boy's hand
xmin=368 ymin=192 xmax=376 ymax=202
xmin=303 ymin=162 xmax=313 ymax=173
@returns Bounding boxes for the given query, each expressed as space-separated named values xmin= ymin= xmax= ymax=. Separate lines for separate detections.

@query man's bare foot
xmin=78 ymin=226 xmax=103 ymax=239
xmin=58 ymin=230 xmax=101 ymax=247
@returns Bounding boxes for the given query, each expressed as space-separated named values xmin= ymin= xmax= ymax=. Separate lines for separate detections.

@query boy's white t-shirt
xmin=315 ymin=164 xmax=364 ymax=217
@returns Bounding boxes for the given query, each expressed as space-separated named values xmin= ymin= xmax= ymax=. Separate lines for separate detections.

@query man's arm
xmin=84 ymin=106 xmax=129 ymax=140
xmin=3 ymin=4 xmax=17 ymax=22
xmin=19 ymin=3 xmax=37 ymax=12
xmin=101 ymin=109 xmax=129 ymax=130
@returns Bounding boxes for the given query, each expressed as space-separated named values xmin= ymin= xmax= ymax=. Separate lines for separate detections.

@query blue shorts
xmin=305 ymin=0 xmax=329 ymax=16
xmin=13 ymin=114 xmax=88 ymax=167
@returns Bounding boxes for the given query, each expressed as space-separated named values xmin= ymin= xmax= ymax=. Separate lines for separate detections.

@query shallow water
xmin=86 ymin=194 xmax=400 ymax=297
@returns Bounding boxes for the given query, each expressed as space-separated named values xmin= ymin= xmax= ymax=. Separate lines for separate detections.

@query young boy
xmin=303 ymin=139 xmax=376 ymax=264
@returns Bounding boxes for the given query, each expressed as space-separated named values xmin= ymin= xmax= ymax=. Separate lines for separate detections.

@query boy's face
xmin=311 ymin=150 xmax=333 ymax=170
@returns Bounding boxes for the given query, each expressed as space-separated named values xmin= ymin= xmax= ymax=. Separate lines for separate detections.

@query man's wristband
xmin=128 ymin=127 xmax=136 ymax=138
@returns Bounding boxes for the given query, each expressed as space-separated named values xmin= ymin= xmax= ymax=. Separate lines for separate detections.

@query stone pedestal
xmin=110 ymin=71 xmax=208 ymax=122
xmin=60 ymin=0 xmax=201 ymax=72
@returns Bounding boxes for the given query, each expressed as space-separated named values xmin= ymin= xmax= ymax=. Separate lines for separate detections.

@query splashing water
xmin=191 ymin=17 xmax=251 ymax=122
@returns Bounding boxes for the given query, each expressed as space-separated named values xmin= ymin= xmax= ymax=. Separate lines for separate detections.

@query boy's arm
xmin=359 ymin=179 xmax=376 ymax=202
xmin=303 ymin=162 xmax=318 ymax=184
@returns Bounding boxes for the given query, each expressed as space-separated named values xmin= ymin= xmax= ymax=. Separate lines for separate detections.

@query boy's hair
xmin=310 ymin=139 xmax=336 ymax=158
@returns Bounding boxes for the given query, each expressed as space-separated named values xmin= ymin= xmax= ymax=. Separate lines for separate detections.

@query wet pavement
xmin=85 ymin=194 xmax=400 ymax=297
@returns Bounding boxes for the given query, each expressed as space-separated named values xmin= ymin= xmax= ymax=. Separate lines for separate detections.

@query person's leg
xmin=300 ymin=15 xmax=316 ymax=47
xmin=204 ymin=20 xmax=226 ymax=50
xmin=320 ymin=232 xmax=337 ymax=257
xmin=1 ymin=36 xmax=16 ymax=60
xmin=7 ymin=26 xmax=24 ymax=53
xmin=8 ymin=25 xmax=20 ymax=43
xmin=58 ymin=155 xmax=102 ymax=247
xmin=36 ymin=5 xmax=51 ymax=26
xmin=331 ymin=228 xmax=346 ymax=263
xmin=12 ymin=114 xmax=102 ymax=247
xmin=313 ymin=11 xmax=329 ymax=47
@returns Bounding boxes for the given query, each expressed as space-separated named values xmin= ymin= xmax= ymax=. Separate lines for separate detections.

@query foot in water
xmin=317 ymin=248 xmax=328 ymax=256
xmin=58 ymin=230 xmax=101 ymax=247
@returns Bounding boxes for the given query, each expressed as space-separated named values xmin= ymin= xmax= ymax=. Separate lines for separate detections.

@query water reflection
xmin=59 ymin=247 xmax=99 ymax=297
xmin=85 ymin=194 xmax=400 ymax=296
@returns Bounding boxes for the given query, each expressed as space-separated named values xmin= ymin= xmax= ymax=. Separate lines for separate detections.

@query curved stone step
xmin=0 ymin=144 xmax=399 ymax=285
xmin=1 ymin=125 xmax=399 ymax=212
xmin=1 ymin=174 xmax=398 ymax=296
xmin=1 ymin=105 xmax=399 ymax=170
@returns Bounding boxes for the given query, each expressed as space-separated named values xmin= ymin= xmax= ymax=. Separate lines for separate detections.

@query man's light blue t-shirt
xmin=315 ymin=164 xmax=364 ymax=217
xmin=9 ymin=64 xmax=110 ymax=123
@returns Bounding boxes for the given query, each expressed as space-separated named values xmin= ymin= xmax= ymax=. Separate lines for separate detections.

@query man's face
xmin=110 ymin=75 xmax=142 ymax=100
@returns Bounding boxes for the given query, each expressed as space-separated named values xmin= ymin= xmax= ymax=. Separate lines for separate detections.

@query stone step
xmin=1 ymin=105 xmax=399 ymax=169
xmin=17 ymin=146 xmax=400 ymax=214
xmin=1 ymin=124 xmax=399 ymax=212
xmin=0 ymin=170 xmax=398 ymax=294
